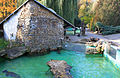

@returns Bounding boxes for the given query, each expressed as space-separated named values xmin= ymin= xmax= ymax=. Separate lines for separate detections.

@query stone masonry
xmin=16 ymin=1 xmax=64 ymax=53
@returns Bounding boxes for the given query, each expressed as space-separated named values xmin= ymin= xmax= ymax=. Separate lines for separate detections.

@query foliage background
xmin=94 ymin=0 xmax=120 ymax=26
xmin=0 ymin=0 xmax=17 ymax=22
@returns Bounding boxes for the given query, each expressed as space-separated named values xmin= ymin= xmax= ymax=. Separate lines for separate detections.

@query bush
xmin=95 ymin=22 xmax=120 ymax=35
xmin=91 ymin=25 xmax=96 ymax=32
xmin=0 ymin=38 xmax=9 ymax=50
xmin=96 ymin=22 xmax=104 ymax=28
xmin=81 ymin=15 xmax=93 ymax=25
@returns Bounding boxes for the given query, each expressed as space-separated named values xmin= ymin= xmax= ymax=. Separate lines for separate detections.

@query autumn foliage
xmin=0 ymin=0 xmax=17 ymax=22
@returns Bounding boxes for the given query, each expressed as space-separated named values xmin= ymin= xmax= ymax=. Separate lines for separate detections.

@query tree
xmin=46 ymin=0 xmax=78 ymax=25
xmin=17 ymin=0 xmax=27 ymax=7
xmin=94 ymin=0 xmax=120 ymax=26
xmin=0 ymin=0 xmax=17 ymax=22
xmin=78 ymin=0 xmax=93 ymax=24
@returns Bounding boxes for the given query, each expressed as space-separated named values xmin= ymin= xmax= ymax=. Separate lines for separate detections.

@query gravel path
xmin=69 ymin=29 xmax=120 ymax=45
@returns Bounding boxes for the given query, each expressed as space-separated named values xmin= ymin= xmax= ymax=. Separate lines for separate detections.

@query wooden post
xmin=81 ymin=20 xmax=85 ymax=36
xmin=74 ymin=28 xmax=76 ymax=35
xmin=79 ymin=27 xmax=81 ymax=36
xmin=64 ymin=30 xmax=66 ymax=35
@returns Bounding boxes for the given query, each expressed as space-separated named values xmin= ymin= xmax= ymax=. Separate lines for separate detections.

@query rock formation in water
xmin=86 ymin=40 xmax=111 ymax=54
xmin=0 ymin=46 xmax=27 ymax=59
xmin=47 ymin=60 xmax=72 ymax=78
xmin=2 ymin=70 xmax=21 ymax=78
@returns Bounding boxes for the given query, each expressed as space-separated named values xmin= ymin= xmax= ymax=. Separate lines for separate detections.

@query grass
xmin=0 ymin=38 xmax=9 ymax=51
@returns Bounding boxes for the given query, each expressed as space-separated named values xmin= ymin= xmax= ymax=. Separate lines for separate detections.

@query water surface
xmin=0 ymin=50 xmax=120 ymax=78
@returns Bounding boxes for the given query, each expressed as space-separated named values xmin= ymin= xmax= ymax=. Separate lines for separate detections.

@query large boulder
xmin=0 ymin=46 xmax=27 ymax=59
xmin=47 ymin=60 xmax=72 ymax=78
xmin=86 ymin=47 xmax=99 ymax=54
xmin=86 ymin=40 xmax=108 ymax=54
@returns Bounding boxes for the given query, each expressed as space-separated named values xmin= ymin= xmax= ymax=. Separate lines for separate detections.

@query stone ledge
xmin=0 ymin=46 xmax=27 ymax=59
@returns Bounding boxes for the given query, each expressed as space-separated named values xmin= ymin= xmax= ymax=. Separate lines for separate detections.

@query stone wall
xmin=16 ymin=1 xmax=64 ymax=53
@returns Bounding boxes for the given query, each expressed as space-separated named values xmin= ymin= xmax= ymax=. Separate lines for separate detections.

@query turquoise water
xmin=0 ymin=50 xmax=120 ymax=78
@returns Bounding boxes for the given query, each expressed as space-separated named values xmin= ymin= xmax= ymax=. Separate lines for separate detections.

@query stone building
xmin=0 ymin=0 xmax=75 ymax=53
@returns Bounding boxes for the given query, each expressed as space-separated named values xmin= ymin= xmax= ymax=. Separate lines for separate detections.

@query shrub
xmin=96 ymin=22 xmax=104 ymax=28
xmin=95 ymin=22 xmax=120 ymax=35
xmin=0 ymin=38 xmax=9 ymax=50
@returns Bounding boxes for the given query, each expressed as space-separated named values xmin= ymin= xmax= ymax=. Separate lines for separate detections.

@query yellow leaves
xmin=84 ymin=0 xmax=91 ymax=2
xmin=0 ymin=0 xmax=17 ymax=21
xmin=90 ymin=18 xmax=94 ymax=31
xmin=88 ymin=0 xmax=91 ymax=2
xmin=0 ymin=13 xmax=2 ymax=18
xmin=80 ymin=5 xmax=86 ymax=9
xmin=0 ymin=0 xmax=2 ymax=3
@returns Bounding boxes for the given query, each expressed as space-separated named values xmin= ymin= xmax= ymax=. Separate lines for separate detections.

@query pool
xmin=0 ymin=49 xmax=120 ymax=78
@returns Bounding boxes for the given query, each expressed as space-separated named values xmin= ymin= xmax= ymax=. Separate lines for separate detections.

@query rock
xmin=86 ymin=42 xmax=95 ymax=46
xmin=88 ymin=37 xmax=100 ymax=42
xmin=80 ymin=39 xmax=89 ymax=43
xmin=86 ymin=40 xmax=110 ymax=54
xmin=28 ymin=48 xmax=50 ymax=56
xmin=3 ymin=47 xmax=27 ymax=59
xmin=47 ymin=60 xmax=72 ymax=78
xmin=86 ymin=47 xmax=98 ymax=54
xmin=73 ymin=39 xmax=89 ymax=44
xmin=0 ymin=49 xmax=6 ymax=56
xmin=96 ymin=45 xmax=102 ymax=53
xmin=2 ymin=70 xmax=21 ymax=78
xmin=74 ymin=37 xmax=100 ymax=44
